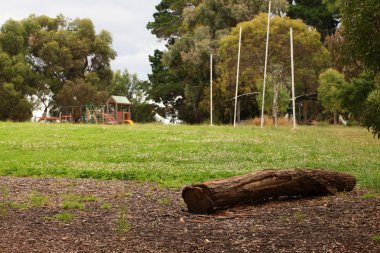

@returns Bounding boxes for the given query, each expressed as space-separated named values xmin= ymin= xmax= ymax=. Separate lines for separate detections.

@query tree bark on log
xmin=182 ymin=169 xmax=356 ymax=213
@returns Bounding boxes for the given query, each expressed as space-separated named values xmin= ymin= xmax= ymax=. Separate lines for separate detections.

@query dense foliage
xmin=0 ymin=15 xmax=117 ymax=120
xmin=218 ymin=14 xmax=329 ymax=124
xmin=339 ymin=0 xmax=380 ymax=137
xmin=0 ymin=1 xmax=378 ymax=132
xmin=147 ymin=0 xmax=275 ymax=123
xmin=287 ymin=0 xmax=339 ymax=41
xmin=339 ymin=73 xmax=375 ymax=120
xmin=0 ymin=15 xmax=153 ymax=123
xmin=146 ymin=0 xmax=379 ymax=136
xmin=0 ymin=83 xmax=32 ymax=121
xmin=146 ymin=0 xmax=188 ymax=41
xmin=362 ymin=89 xmax=380 ymax=138
xmin=148 ymin=50 xmax=184 ymax=121
xmin=341 ymin=0 xmax=380 ymax=74
xmin=147 ymin=0 xmax=338 ymax=124
xmin=317 ymin=68 xmax=347 ymax=124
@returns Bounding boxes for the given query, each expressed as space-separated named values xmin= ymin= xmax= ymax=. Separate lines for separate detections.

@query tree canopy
xmin=148 ymin=50 xmax=184 ymax=121
xmin=218 ymin=14 xmax=330 ymax=124
xmin=362 ymin=89 xmax=380 ymax=138
xmin=317 ymin=68 xmax=347 ymax=124
xmin=0 ymin=14 xmax=117 ymax=120
xmin=341 ymin=0 xmax=380 ymax=74
xmin=148 ymin=0 xmax=277 ymax=123
xmin=1 ymin=1 xmax=377 ymax=131
xmin=333 ymin=0 xmax=380 ymax=137
xmin=339 ymin=73 xmax=375 ymax=121
xmin=146 ymin=0 xmax=189 ymax=41
xmin=287 ymin=0 xmax=339 ymax=41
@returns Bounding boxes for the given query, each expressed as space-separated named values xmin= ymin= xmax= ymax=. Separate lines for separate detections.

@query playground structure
xmin=106 ymin=96 xmax=133 ymax=124
xmin=37 ymin=95 xmax=134 ymax=125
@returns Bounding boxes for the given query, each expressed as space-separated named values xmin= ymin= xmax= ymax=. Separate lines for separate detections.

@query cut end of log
xmin=182 ymin=169 xmax=356 ymax=213
xmin=182 ymin=186 xmax=214 ymax=213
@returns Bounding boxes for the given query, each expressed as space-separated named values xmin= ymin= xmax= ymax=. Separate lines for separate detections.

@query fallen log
xmin=182 ymin=169 xmax=356 ymax=213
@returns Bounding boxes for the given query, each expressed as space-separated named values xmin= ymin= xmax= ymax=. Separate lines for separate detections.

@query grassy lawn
xmin=0 ymin=122 xmax=379 ymax=189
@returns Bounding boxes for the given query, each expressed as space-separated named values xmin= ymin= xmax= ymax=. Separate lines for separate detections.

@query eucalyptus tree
xmin=218 ymin=14 xmax=330 ymax=125
xmin=0 ymin=15 xmax=116 ymax=120
xmin=317 ymin=68 xmax=347 ymax=124
xmin=148 ymin=0 xmax=280 ymax=123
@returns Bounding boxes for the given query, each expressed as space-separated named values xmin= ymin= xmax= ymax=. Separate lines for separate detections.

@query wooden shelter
xmin=106 ymin=96 xmax=132 ymax=123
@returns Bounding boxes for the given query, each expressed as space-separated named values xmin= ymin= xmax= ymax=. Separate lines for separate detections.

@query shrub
xmin=362 ymin=89 xmax=380 ymax=138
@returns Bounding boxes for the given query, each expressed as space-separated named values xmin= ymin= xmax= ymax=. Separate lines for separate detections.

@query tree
xmin=340 ymin=73 xmax=380 ymax=138
xmin=182 ymin=0 xmax=266 ymax=36
xmin=54 ymin=78 xmax=108 ymax=121
xmin=110 ymin=69 xmax=148 ymax=103
xmin=147 ymin=50 xmax=184 ymax=121
xmin=337 ymin=0 xmax=380 ymax=137
xmin=324 ymin=29 xmax=363 ymax=80
xmin=110 ymin=69 xmax=133 ymax=98
xmin=0 ymin=15 xmax=116 ymax=121
xmin=218 ymin=14 xmax=330 ymax=125
xmin=148 ymin=0 xmax=275 ymax=123
xmin=56 ymin=78 xmax=107 ymax=107
xmin=146 ymin=0 xmax=189 ymax=41
xmin=317 ymin=68 xmax=347 ymax=124
xmin=341 ymin=0 xmax=380 ymax=74
xmin=0 ymin=19 xmax=25 ymax=56
xmin=0 ymin=83 xmax=32 ymax=121
xmin=129 ymin=79 xmax=156 ymax=124
xmin=256 ymin=76 xmax=291 ymax=122
xmin=0 ymin=43 xmax=35 ymax=121
xmin=287 ymin=0 xmax=339 ymax=41
xmin=339 ymin=73 xmax=375 ymax=121
xmin=362 ymin=88 xmax=380 ymax=138
xmin=131 ymin=102 xmax=155 ymax=123
xmin=163 ymin=25 xmax=213 ymax=123
xmin=322 ymin=0 xmax=344 ymax=14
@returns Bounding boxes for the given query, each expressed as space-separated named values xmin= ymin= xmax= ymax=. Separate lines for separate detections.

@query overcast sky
xmin=0 ymin=0 xmax=166 ymax=80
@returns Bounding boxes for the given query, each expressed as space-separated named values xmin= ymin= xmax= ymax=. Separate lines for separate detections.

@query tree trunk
xmin=303 ymin=101 xmax=309 ymax=124
xmin=333 ymin=111 xmax=337 ymax=125
xmin=182 ymin=169 xmax=356 ymax=213
xmin=42 ymin=105 xmax=48 ymax=117
xmin=272 ymin=84 xmax=279 ymax=126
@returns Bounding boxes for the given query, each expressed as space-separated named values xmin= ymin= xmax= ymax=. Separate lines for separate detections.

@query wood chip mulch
xmin=0 ymin=176 xmax=379 ymax=253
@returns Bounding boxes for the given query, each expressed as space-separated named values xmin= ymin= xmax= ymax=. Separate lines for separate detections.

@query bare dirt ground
xmin=0 ymin=176 xmax=379 ymax=253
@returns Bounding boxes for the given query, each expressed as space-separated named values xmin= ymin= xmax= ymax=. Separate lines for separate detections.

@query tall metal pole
xmin=260 ymin=1 xmax=271 ymax=128
xmin=234 ymin=26 xmax=242 ymax=127
xmin=210 ymin=53 xmax=213 ymax=126
xmin=290 ymin=27 xmax=297 ymax=129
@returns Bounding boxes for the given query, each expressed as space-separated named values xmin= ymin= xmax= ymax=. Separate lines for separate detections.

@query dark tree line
xmin=1 ymin=1 xmax=379 ymax=137
xmin=146 ymin=0 xmax=380 ymax=137
xmin=146 ymin=0 xmax=337 ymax=124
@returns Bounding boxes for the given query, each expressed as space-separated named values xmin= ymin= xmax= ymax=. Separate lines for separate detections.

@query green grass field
xmin=0 ymin=122 xmax=379 ymax=189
